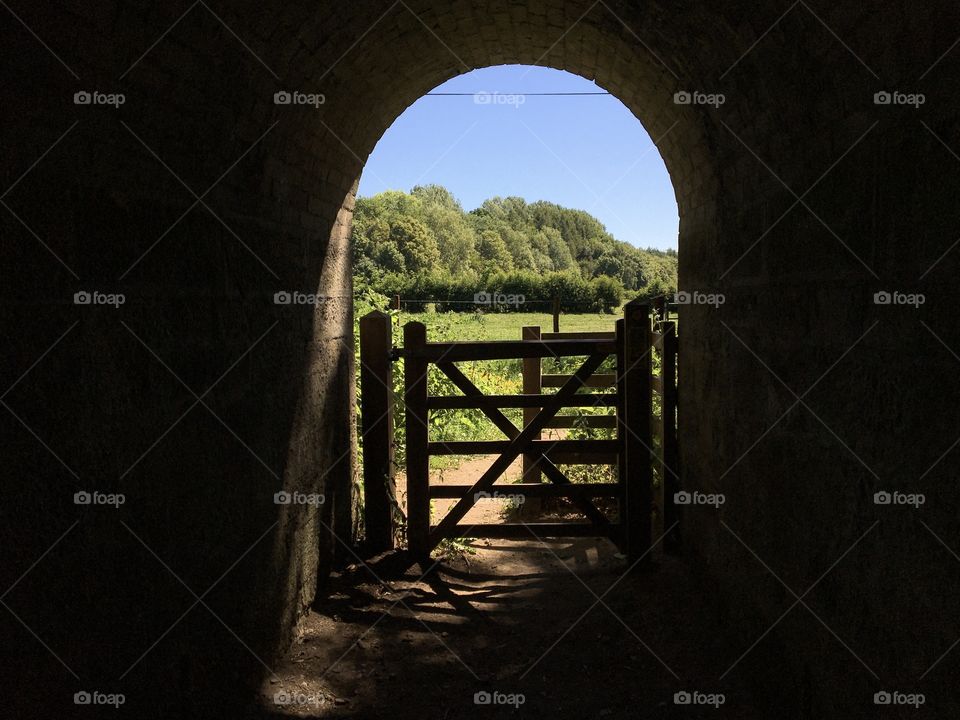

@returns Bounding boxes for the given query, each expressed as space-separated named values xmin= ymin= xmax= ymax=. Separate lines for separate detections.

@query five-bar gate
xmin=359 ymin=300 xmax=679 ymax=563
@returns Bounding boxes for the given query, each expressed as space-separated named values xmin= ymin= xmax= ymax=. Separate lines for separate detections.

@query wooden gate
xmin=358 ymin=299 xmax=679 ymax=563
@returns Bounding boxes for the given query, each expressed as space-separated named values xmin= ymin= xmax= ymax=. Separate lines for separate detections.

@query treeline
xmin=378 ymin=270 xmax=625 ymax=313
xmin=352 ymin=185 xmax=677 ymax=311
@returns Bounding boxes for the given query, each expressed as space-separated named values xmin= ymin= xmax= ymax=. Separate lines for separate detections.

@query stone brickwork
xmin=1 ymin=1 xmax=958 ymax=717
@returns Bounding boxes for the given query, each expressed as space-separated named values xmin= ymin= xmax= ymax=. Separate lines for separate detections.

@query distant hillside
xmin=352 ymin=185 xmax=677 ymax=309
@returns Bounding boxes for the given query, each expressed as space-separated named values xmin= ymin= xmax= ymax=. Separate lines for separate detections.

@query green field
xmin=391 ymin=310 xmax=621 ymax=342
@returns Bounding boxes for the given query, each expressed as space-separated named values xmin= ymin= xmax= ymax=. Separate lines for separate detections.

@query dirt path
xmin=255 ymin=455 xmax=784 ymax=719
xmin=425 ymin=453 xmax=527 ymax=526
xmin=258 ymin=547 xmax=786 ymax=718
xmin=397 ymin=428 xmax=578 ymax=526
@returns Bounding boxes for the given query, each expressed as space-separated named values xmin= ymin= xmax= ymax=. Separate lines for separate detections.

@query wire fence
xmin=387 ymin=294 xmax=678 ymax=315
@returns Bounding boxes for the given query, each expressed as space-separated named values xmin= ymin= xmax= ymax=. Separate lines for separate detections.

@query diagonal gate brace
xmin=428 ymin=352 xmax=609 ymax=550
xmin=436 ymin=361 xmax=610 ymax=527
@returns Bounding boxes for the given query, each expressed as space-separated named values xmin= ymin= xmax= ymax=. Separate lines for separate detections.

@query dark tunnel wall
xmin=1 ymin=1 xmax=958 ymax=717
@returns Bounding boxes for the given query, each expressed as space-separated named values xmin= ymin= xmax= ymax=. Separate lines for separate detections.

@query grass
xmin=394 ymin=310 xmax=620 ymax=342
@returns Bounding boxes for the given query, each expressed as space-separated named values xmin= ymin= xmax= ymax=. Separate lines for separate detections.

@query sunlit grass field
xmin=392 ymin=310 xmax=620 ymax=342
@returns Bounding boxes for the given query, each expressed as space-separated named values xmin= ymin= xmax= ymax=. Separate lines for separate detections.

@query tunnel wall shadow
xmin=1 ymin=1 xmax=958 ymax=717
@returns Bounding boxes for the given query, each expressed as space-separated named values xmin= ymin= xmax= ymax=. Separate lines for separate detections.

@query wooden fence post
xmin=661 ymin=321 xmax=681 ymax=552
xmin=521 ymin=325 xmax=542 ymax=514
xmin=403 ymin=322 xmax=430 ymax=558
xmin=622 ymin=300 xmax=652 ymax=563
xmin=552 ymin=296 xmax=560 ymax=333
xmin=615 ymin=317 xmax=626 ymax=550
xmin=653 ymin=296 xmax=665 ymax=326
xmin=359 ymin=311 xmax=395 ymax=554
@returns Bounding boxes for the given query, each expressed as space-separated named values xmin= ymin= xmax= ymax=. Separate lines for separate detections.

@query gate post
xmin=521 ymin=326 xmax=542 ymax=514
xmin=403 ymin=322 xmax=430 ymax=558
xmin=621 ymin=300 xmax=652 ymax=563
xmin=359 ymin=311 xmax=395 ymax=554
xmin=661 ymin=320 xmax=681 ymax=552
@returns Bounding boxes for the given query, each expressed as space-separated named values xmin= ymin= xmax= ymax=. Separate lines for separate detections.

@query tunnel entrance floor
xmin=259 ymin=538 xmax=784 ymax=719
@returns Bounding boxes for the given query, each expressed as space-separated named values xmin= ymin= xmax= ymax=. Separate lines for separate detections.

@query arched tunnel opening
xmin=1 ymin=2 xmax=959 ymax=718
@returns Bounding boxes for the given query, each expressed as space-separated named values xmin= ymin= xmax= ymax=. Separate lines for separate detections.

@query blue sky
xmin=357 ymin=65 xmax=679 ymax=250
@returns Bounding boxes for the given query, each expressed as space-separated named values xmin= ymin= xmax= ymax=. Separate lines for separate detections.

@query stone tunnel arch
xmin=289 ymin=0 xmax=725 ymax=589
xmin=245 ymin=1 xmax=960 ymax=712
xmin=3 ymin=1 xmax=958 ymax=717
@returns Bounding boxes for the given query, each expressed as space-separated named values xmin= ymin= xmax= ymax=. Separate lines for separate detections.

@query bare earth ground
xmin=256 ymin=456 xmax=781 ymax=719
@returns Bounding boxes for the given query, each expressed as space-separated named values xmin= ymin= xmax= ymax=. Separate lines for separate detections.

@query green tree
xmin=476 ymin=229 xmax=514 ymax=276
xmin=390 ymin=216 xmax=439 ymax=272
xmin=349 ymin=186 xmax=677 ymax=301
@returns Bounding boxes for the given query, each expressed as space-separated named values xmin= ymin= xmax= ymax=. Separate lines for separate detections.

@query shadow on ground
xmin=253 ymin=537 xmax=793 ymax=719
